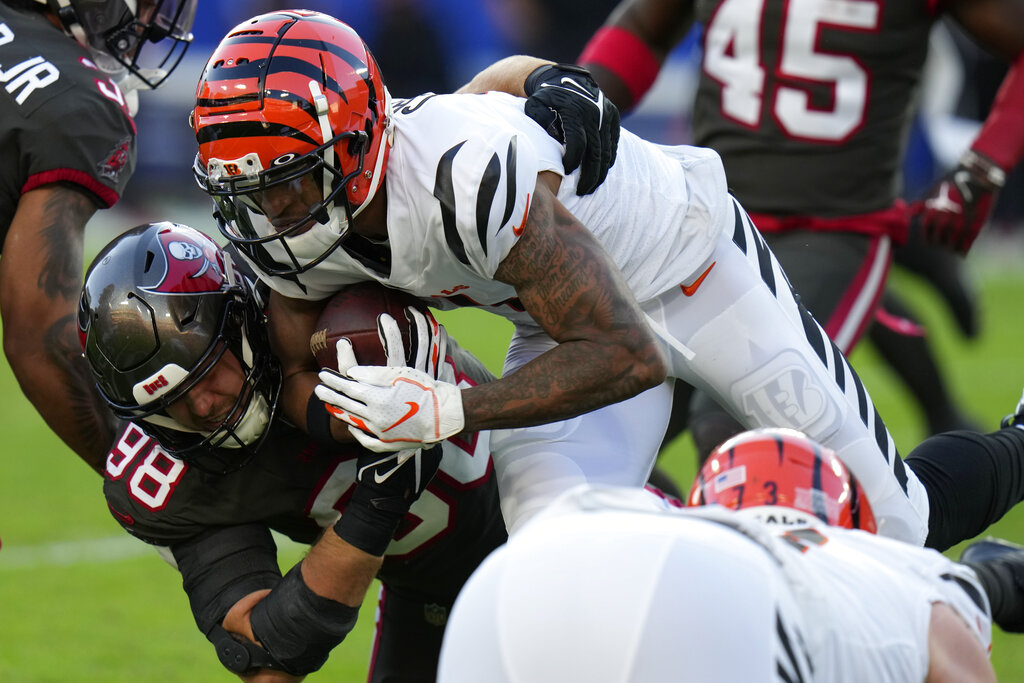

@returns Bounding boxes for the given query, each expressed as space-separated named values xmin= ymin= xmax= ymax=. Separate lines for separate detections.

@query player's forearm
xmin=221 ymin=533 xmax=377 ymax=679
xmin=456 ymin=55 xmax=553 ymax=96
xmin=2 ymin=187 xmax=114 ymax=474
xmin=10 ymin=315 xmax=119 ymax=474
xmin=301 ymin=529 xmax=383 ymax=605
xmin=579 ymin=0 xmax=694 ymax=111
xmin=268 ymin=291 xmax=347 ymax=440
xmin=460 ymin=335 xmax=666 ymax=431
xmin=969 ymin=50 xmax=1024 ymax=172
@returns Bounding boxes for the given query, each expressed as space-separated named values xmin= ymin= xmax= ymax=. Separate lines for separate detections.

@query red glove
xmin=908 ymin=149 xmax=1005 ymax=255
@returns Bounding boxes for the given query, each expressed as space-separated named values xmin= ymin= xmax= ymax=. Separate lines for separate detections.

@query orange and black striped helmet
xmin=688 ymin=428 xmax=877 ymax=532
xmin=191 ymin=10 xmax=392 ymax=276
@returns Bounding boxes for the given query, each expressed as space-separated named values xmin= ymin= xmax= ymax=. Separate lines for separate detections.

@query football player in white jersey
xmin=436 ymin=429 xmax=1007 ymax=683
xmin=190 ymin=10 xmax=1024 ymax=550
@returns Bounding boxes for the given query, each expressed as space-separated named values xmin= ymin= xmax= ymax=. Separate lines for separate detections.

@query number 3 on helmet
xmin=688 ymin=428 xmax=877 ymax=533
xmin=190 ymin=10 xmax=393 ymax=277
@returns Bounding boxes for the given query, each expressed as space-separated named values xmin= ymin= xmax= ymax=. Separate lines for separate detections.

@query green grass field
xmin=1 ymin=235 xmax=1022 ymax=681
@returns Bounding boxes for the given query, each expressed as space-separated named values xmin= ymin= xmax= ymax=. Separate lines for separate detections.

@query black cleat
xmin=961 ymin=537 xmax=1024 ymax=632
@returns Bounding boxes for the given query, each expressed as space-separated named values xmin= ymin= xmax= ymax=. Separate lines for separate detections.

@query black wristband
xmin=306 ymin=392 xmax=334 ymax=443
xmin=333 ymin=483 xmax=404 ymax=557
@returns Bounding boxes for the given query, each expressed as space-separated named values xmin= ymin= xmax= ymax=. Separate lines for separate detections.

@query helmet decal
xmin=141 ymin=227 xmax=224 ymax=295
xmin=688 ymin=428 xmax=877 ymax=532
xmin=79 ymin=222 xmax=281 ymax=474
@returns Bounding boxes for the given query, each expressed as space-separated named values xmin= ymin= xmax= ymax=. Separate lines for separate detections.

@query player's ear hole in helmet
xmin=34 ymin=0 xmax=197 ymax=89
xmin=190 ymin=9 xmax=393 ymax=277
xmin=78 ymin=222 xmax=281 ymax=474
xmin=687 ymin=427 xmax=877 ymax=532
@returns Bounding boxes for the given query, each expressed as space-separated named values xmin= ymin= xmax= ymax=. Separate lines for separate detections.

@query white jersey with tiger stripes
xmin=257 ymin=91 xmax=730 ymax=319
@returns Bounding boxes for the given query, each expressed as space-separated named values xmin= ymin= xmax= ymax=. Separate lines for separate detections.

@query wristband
xmin=970 ymin=51 xmax=1024 ymax=171
xmin=579 ymin=26 xmax=661 ymax=107
xmin=334 ymin=484 xmax=405 ymax=557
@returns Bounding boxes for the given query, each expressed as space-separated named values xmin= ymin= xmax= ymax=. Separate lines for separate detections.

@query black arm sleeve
xmin=171 ymin=524 xmax=283 ymax=634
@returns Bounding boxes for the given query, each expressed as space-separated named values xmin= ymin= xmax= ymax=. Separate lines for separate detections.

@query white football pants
xmin=490 ymin=199 xmax=930 ymax=544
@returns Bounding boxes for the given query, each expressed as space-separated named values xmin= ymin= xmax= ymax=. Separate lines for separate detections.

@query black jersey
xmin=0 ymin=5 xmax=136 ymax=249
xmin=692 ymin=0 xmax=936 ymax=218
xmin=102 ymin=342 xmax=505 ymax=602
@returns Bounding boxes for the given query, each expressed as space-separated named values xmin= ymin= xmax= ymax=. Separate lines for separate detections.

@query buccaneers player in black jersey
xmin=0 ymin=0 xmax=195 ymax=474
xmin=78 ymin=222 xmax=507 ymax=681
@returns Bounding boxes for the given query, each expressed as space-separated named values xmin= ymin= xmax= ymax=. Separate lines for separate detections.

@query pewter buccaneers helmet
xmin=689 ymin=428 xmax=877 ymax=532
xmin=78 ymin=222 xmax=281 ymax=473
xmin=191 ymin=10 xmax=393 ymax=277
xmin=36 ymin=0 xmax=197 ymax=88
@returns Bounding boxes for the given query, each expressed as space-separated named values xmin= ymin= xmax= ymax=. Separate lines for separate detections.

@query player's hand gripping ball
xmin=309 ymin=282 xmax=429 ymax=369
xmin=311 ymin=282 xmax=463 ymax=452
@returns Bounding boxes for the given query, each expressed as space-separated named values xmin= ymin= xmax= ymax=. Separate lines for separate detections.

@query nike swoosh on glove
xmin=316 ymin=339 xmax=464 ymax=452
xmin=335 ymin=445 xmax=444 ymax=556
xmin=523 ymin=62 xmax=620 ymax=195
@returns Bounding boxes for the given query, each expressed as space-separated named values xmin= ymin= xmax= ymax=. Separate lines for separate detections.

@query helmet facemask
xmin=119 ymin=297 xmax=280 ymax=474
xmin=196 ymin=122 xmax=376 ymax=277
xmin=48 ymin=0 xmax=197 ymax=90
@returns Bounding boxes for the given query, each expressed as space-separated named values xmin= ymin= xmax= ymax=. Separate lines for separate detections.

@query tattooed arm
xmin=0 ymin=185 xmax=120 ymax=475
xmin=459 ymin=171 xmax=666 ymax=431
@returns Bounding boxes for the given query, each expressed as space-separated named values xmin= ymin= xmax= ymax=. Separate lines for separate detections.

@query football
xmin=309 ymin=281 xmax=428 ymax=370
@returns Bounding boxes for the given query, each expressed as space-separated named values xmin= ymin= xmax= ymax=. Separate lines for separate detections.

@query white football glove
xmin=316 ymin=338 xmax=465 ymax=452
xmin=377 ymin=307 xmax=454 ymax=383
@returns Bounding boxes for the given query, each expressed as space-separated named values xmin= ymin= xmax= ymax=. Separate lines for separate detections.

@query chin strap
xmin=309 ymin=81 xmax=335 ymax=220
xmin=308 ymin=81 xmax=395 ymax=235
xmin=351 ymin=85 xmax=394 ymax=221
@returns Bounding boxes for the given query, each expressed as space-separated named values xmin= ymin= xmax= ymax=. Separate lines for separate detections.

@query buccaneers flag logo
xmin=142 ymin=227 xmax=226 ymax=295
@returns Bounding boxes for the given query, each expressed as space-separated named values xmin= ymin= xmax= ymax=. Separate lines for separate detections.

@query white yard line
xmin=0 ymin=533 xmax=308 ymax=570
xmin=0 ymin=535 xmax=152 ymax=569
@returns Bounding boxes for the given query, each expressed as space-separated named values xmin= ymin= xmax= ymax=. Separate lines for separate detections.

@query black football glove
xmin=334 ymin=445 xmax=443 ymax=556
xmin=524 ymin=63 xmax=620 ymax=196
xmin=908 ymin=149 xmax=1005 ymax=255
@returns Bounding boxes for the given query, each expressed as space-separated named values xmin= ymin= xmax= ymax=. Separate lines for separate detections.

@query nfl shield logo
xmin=423 ymin=603 xmax=447 ymax=627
